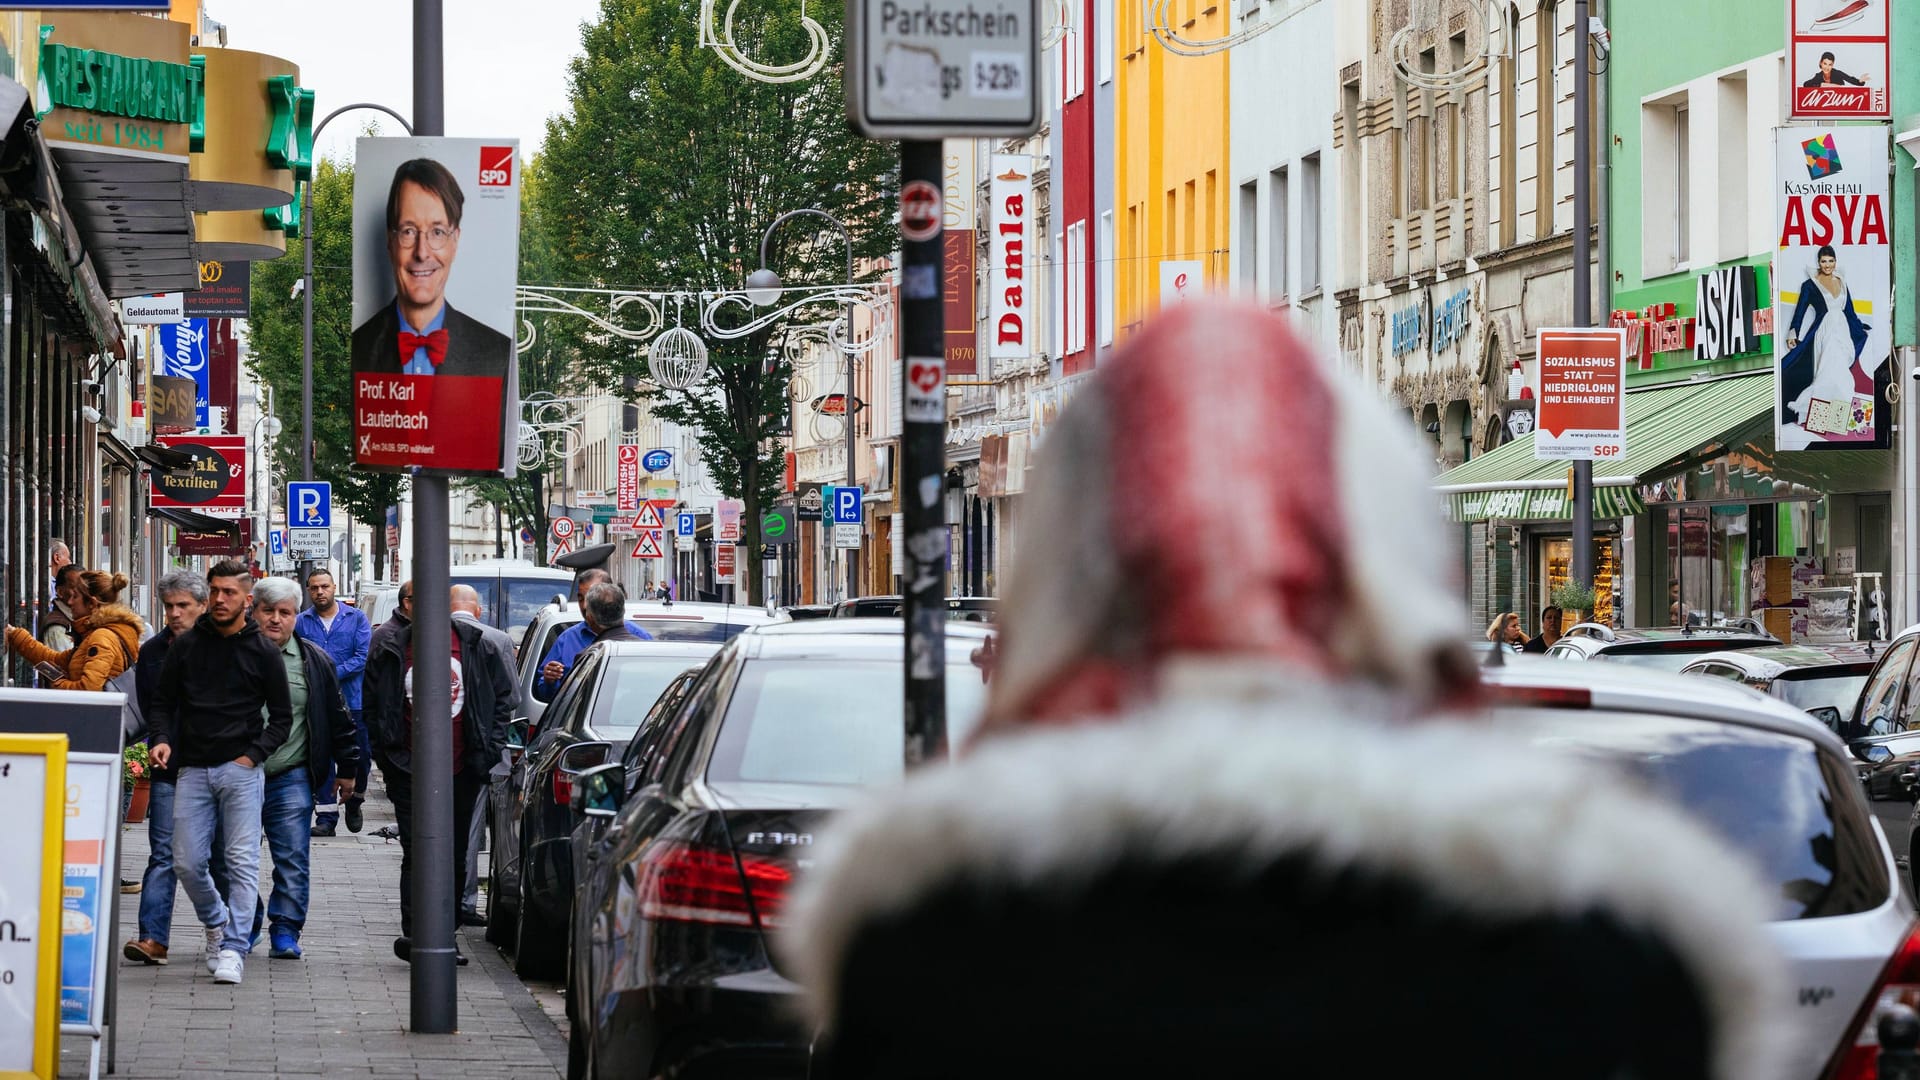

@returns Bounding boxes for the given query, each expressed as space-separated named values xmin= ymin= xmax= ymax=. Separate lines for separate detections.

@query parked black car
xmin=562 ymin=620 xmax=994 ymax=1079
xmin=487 ymin=638 xmax=720 ymax=977
xmin=829 ymin=595 xmax=997 ymax=622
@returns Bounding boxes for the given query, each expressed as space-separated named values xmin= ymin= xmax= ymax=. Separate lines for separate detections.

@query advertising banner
xmin=1773 ymin=126 xmax=1891 ymax=451
xmin=351 ymin=137 xmax=521 ymax=475
xmin=988 ymin=153 xmax=1031 ymax=361
xmin=0 ymin=728 xmax=68 ymax=1080
xmin=147 ymin=372 xmax=197 ymax=434
xmin=1789 ymin=0 xmax=1888 ymax=120
xmin=943 ymin=139 xmax=978 ymax=374
xmin=59 ymin=757 xmax=118 ymax=1035
xmin=208 ymin=318 xmax=240 ymax=430
xmin=154 ymin=318 xmax=210 ymax=429
xmin=150 ymin=435 xmax=247 ymax=515
xmin=1533 ymin=328 xmax=1628 ymax=461
xmin=185 ymin=260 xmax=251 ymax=319
xmin=617 ymin=444 xmax=640 ymax=512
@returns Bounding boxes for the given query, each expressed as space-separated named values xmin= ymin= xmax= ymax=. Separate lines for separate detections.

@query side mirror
xmin=572 ymin=762 xmax=626 ymax=819
xmin=506 ymin=718 xmax=530 ymax=750
xmin=1807 ymin=706 xmax=1844 ymax=732
xmin=1867 ymin=745 xmax=1895 ymax=764
xmin=559 ymin=740 xmax=613 ymax=776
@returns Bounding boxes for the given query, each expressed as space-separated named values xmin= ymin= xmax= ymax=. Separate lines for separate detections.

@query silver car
xmin=513 ymin=600 xmax=783 ymax=726
xmin=1475 ymin=657 xmax=1912 ymax=1078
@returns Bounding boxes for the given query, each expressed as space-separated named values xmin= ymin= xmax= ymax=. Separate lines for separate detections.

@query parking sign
xmin=832 ymin=485 xmax=863 ymax=524
xmin=288 ymin=482 xmax=332 ymax=529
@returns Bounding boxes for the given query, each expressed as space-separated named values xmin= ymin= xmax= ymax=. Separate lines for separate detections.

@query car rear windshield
xmin=1595 ymin=642 xmax=1762 ymax=672
xmin=631 ymin=616 xmax=755 ymax=643
xmin=707 ymin=659 xmax=989 ymax=786
xmin=504 ymin=578 xmax=570 ymax=639
xmin=1497 ymin=712 xmax=1888 ymax=920
xmin=591 ymin=656 xmax=710 ymax=739
xmin=1774 ymin=672 xmax=1870 ymax=715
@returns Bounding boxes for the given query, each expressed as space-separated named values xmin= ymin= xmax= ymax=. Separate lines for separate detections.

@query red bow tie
xmin=398 ymin=328 xmax=449 ymax=367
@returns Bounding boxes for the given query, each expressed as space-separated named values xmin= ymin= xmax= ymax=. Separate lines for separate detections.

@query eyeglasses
xmin=391 ymin=225 xmax=456 ymax=252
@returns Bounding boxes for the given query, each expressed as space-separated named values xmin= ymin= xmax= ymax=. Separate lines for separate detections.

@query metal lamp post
xmin=250 ymin=412 xmax=283 ymax=568
xmin=748 ymin=208 xmax=858 ymax=603
xmin=298 ymin=102 xmax=413 ymax=585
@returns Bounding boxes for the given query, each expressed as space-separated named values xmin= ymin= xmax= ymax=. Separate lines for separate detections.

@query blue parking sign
xmin=832 ymin=485 xmax=863 ymax=524
xmin=288 ymin=482 xmax=332 ymax=528
xmin=676 ymin=512 xmax=696 ymax=538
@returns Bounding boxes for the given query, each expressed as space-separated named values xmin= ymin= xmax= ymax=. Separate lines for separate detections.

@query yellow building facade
xmin=1114 ymin=0 xmax=1231 ymax=338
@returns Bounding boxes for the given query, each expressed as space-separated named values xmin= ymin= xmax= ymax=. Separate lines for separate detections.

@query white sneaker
xmin=204 ymin=925 xmax=223 ymax=974
xmin=212 ymin=949 xmax=243 ymax=985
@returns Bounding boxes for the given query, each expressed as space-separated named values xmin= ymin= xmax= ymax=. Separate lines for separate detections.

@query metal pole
xmin=845 ymin=242 xmax=859 ymax=601
xmin=1571 ymin=0 xmax=1594 ymax=592
xmin=900 ymin=140 xmax=948 ymax=766
xmin=300 ymin=160 xmax=315 ymax=587
xmin=409 ymin=0 xmax=457 ymax=1034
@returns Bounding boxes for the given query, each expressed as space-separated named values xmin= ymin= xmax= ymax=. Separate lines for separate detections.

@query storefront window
xmin=1711 ymin=507 xmax=1749 ymax=624
xmin=1539 ymin=537 xmax=1618 ymax=628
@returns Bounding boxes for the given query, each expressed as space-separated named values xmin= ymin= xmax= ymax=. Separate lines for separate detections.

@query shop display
xmin=1543 ymin=540 xmax=1618 ymax=627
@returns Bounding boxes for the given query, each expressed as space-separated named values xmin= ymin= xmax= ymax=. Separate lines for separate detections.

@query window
xmin=1536 ymin=1 xmax=1558 ymax=238
xmin=1096 ymin=0 xmax=1113 ymax=84
xmin=1855 ymin=639 xmax=1913 ymax=734
xmin=1237 ymin=179 xmax=1259 ymax=292
xmin=1052 ymin=228 xmax=1065 ymax=358
xmin=1448 ymin=31 xmax=1467 ymax=202
xmin=1716 ymin=73 xmax=1747 ymax=262
xmin=1268 ymin=166 xmax=1289 ymax=299
xmin=1300 ymin=153 xmax=1321 ymax=293
xmin=1498 ymin=4 xmax=1518 ymax=248
xmin=1098 ymin=210 xmax=1115 ymax=346
xmin=1413 ymin=47 xmax=1434 ymax=211
xmin=1675 ymin=105 xmax=1691 ymax=264
xmin=1066 ymin=219 xmax=1088 ymax=353
xmin=1061 ymin=26 xmax=1084 ymax=103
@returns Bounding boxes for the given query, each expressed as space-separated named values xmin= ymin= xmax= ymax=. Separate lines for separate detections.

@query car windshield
xmin=631 ymin=617 xmax=756 ymax=643
xmin=1774 ymin=672 xmax=1870 ymax=715
xmin=504 ymin=578 xmax=571 ymax=640
xmin=1494 ymin=711 xmax=1887 ymax=920
xmin=707 ymin=659 xmax=989 ymax=787
xmin=591 ymin=655 xmax=710 ymax=739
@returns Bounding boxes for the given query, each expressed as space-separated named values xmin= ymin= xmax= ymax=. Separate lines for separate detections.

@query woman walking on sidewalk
xmin=4 ymin=569 xmax=143 ymax=690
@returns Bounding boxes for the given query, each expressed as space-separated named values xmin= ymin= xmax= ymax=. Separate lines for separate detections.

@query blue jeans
xmin=174 ymin=761 xmax=266 ymax=955
xmin=315 ymin=708 xmax=370 ymax=826
xmin=263 ymin=768 xmax=313 ymax=937
xmin=137 ymin=779 xmax=240 ymax=947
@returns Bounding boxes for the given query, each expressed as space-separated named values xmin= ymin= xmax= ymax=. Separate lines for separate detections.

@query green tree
xmin=533 ymin=0 xmax=897 ymax=602
xmin=247 ymin=157 xmax=407 ymax=576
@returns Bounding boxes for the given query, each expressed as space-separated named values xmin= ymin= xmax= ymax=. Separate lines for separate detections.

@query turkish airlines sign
xmin=988 ymin=153 xmax=1031 ymax=361
xmin=1789 ymin=0 xmax=1888 ymax=119
xmin=1533 ymin=328 xmax=1627 ymax=462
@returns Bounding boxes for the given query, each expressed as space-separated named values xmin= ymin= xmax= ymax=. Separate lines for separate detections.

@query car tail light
xmin=552 ymin=771 xmax=572 ymax=806
xmin=1826 ymin=921 xmax=1920 ymax=1078
xmin=635 ymin=841 xmax=792 ymax=929
xmin=1484 ymin=685 xmax=1592 ymax=709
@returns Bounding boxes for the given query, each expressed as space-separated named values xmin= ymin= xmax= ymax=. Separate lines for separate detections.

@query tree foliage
xmin=532 ymin=0 xmax=897 ymax=601
xmin=247 ymin=157 xmax=407 ymax=574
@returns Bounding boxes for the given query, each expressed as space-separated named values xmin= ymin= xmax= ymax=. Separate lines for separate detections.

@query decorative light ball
xmin=516 ymin=421 xmax=542 ymax=468
xmin=648 ymin=327 xmax=710 ymax=389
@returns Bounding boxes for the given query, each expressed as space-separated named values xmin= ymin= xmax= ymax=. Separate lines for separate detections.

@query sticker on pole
xmin=901 ymin=180 xmax=941 ymax=243
xmin=904 ymin=355 xmax=946 ymax=423
xmin=1533 ymin=328 xmax=1628 ymax=462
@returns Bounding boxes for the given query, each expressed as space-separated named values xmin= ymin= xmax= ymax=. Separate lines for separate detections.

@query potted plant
xmin=122 ymin=742 xmax=151 ymax=824
xmin=1552 ymin=581 xmax=1598 ymax=626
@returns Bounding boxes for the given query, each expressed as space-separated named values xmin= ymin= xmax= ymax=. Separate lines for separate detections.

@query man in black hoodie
xmin=148 ymin=560 xmax=293 ymax=987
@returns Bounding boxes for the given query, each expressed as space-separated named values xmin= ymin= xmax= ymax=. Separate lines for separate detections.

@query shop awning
xmin=146 ymin=505 xmax=240 ymax=536
xmin=1435 ymin=374 xmax=1773 ymax=523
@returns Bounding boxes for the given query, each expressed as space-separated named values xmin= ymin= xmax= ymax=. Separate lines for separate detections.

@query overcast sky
xmin=210 ymin=0 xmax=605 ymax=163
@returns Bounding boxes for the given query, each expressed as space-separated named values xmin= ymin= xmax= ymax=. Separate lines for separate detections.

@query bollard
xmin=1880 ymin=1003 xmax=1920 ymax=1080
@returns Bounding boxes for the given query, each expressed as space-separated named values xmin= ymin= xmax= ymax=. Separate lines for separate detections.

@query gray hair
xmin=155 ymin=567 xmax=208 ymax=604
xmin=49 ymin=539 xmax=70 ymax=560
xmin=582 ymin=581 xmax=625 ymax=631
xmin=251 ymin=576 xmax=302 ymax=612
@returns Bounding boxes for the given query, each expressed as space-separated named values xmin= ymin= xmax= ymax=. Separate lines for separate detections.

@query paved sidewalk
xmin=63 ymin=780 xmax=566 ymax=1079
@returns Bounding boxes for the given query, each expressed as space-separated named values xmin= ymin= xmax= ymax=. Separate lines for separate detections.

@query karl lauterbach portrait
xmin=350 ymin=157 xmax=512 ymax=378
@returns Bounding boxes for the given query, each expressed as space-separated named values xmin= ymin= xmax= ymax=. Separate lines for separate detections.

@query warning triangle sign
xmin=631 ymin=530 xmax=664 ymax=559
xmin=634 ymin=504 xmax=665 ymax=531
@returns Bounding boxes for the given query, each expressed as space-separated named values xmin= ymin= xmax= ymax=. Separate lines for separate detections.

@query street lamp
xmin=751 ymin=208 xmax=858 ymax=602
xmin=251 ymin=412 xmax=283 ymax=568
xmin=300 ymin=103 xmax=413 ymax=582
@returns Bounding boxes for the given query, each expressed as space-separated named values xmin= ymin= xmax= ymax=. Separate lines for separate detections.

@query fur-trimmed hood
xmin=784 ymin=704 xmax=1789 ymax=1080
xmin=77 ymin=604 xmax=143 ymax=655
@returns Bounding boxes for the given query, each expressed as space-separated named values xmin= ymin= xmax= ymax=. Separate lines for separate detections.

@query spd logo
xmin=479 ymin=145 xmax=515 ymax=187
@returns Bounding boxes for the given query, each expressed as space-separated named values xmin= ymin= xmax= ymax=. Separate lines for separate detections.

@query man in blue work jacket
xmin=293 ymin=568 xmax=372 ymax=835
xmin=531 ymin=568 xmax=652 ymax=706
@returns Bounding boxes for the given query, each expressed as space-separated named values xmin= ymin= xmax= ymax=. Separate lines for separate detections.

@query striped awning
xmin=1436 ymin=374 xmax=1773 ymax=523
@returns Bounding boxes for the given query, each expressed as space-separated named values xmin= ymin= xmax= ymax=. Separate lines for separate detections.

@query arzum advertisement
xmin=351 ymin=137 xmax=520 ymax=476
xmin=1773 ymin=126 xmax=1891 ymax=451
xmin=1789 ymin=0 xmax=1889 ymax=120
